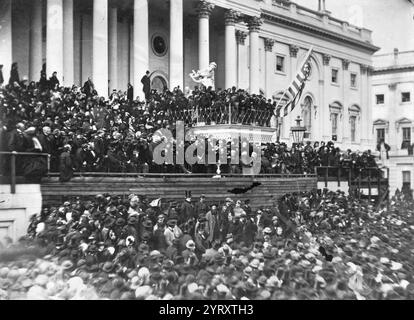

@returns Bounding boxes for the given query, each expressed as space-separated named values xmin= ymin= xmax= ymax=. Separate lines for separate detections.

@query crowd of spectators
xmin=0 ymin=189 xmax=413 ymax=300
xmin=0 ymin=64 xmax=379 ymax=181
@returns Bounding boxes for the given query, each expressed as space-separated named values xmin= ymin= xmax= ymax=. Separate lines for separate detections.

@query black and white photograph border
xmin=0 ymin=0 xmax=414 ymax=306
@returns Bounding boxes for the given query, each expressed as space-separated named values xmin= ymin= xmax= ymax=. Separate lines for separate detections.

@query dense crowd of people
xmin=0 ymin=189 xmax=413 ymax=300
xmin=0 ymin=64 xmax=380 ymax=181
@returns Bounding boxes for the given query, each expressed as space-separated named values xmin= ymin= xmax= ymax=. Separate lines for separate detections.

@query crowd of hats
xmin=1 ymin=81 xmax=378 ymax=176
xmin=0 ymin=189 xmax=413 ymax=300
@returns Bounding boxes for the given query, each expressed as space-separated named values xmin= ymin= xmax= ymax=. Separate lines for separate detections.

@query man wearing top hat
xmin=180 ymin=191 xmax=195 ymax=224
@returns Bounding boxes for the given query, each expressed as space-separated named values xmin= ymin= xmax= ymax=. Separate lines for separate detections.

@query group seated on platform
xmin=0 ymin=66 xmax=378 ymax=181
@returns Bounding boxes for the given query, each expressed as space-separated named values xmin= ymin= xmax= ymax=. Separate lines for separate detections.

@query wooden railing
xmin=314 ymin=165 xmax=390 ymax=204
xmin=0 ymin=151 xmax=50 ymax=194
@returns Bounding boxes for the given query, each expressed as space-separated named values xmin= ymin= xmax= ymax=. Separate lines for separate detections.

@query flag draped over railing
xmin=275 ymin=46 xmax=313 ymax=117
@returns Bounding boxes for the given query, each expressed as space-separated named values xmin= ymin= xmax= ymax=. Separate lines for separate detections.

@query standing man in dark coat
xmin=8 ymin=122 xmax=25 ymax=152
xmin=179 ymin=192 xmax=195 ymax=225
xmin=49 ymin=71 xmax=60 ymax=90
xmin=141 ymin=71 xmax=151 ymax=101
xmin=127 ymin=83 xmax=134 ymax=102
xmin=59 ymin=144 xmax=73 ymax=182
xmin=9 ymin=62 xmax=20 ymax=86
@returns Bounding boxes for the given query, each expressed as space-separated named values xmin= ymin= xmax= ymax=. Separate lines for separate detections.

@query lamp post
xmin=290 ymin=116 xmax=306 ymax=145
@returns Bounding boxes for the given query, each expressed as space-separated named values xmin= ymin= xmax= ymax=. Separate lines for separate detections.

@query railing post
xmin=377 ymin=168 xmax=381 ymax=201
xmin=337 ymin=167 xmax=341 ymax=187
xmin=10 ymin=152 xmax=16 ymax=194
xmin=228 ymin=103 xmax=231 ymax=125
xmin=368 ymin=168 xmax=372 ymax=201
xmin=358 ymin=169 xmax=361 ymax=200
xmin=324 ymin=166 xmax=328 ymax=188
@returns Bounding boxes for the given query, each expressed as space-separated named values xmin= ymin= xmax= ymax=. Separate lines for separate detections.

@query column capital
xmin=235 ymin=30 xmax=247 ymax=45
xmin=246 ymin=16 xmax=262 ymax=32
xmin=264 ymin=38 xmax=275 ymax=52
xmin=197 ymin=1 xmax=215 ymax=19
xmin=342 ymin=59 xmax=350 ymax=70
xmin=224 ymin=9 xmax=241 ymax=26
xmin=289 ymin=44 xmax=299 ymax=58
xmin=322 ymin=53 xmax=331 ymax=66
xmin=360 ymin=64 xmax=370 ymax=74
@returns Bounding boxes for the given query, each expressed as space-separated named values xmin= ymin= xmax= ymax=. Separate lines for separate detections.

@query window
xmin=350 ymin=73 xmax=357 ymax=88
xmin=331 ymin=69 xmax=338 ymax=84
xmin=402 ymin=127 xmax=411 ymax=149
xmin=402 ymin=92 xmax=411 ymax=103
xmin=276 ymin=55 xmax=285 ymax=72
xmin=151 ymin=35 xmax=167 ymax=56
xmin=302 ymin=96 xmax=313 ymax=139
xmin=376 ymin=94 xmax=384 ymax=104
xmin=402 ymin=171 xmax=411 ymax=193
xmin=376 ymin=128 xmax=385 ymax=144
xmin=331 ymin=113 xmax=338 ymax=136
xmin=350 ymin=116 xmax=356 ymax=142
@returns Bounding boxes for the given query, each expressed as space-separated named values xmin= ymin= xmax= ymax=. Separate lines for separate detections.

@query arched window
xmin=329 ymin=102 xmax=343 ymax=141
xmin=301 ymin=96 xmax=313 ymax=139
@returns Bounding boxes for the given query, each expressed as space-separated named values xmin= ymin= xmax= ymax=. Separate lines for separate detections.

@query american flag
xmin=276 ymin=46 xmax=313 ymax=117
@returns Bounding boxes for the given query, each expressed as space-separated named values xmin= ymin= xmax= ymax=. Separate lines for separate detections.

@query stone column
xmin=264 ymin=38 xmax=275 ymax=99
xmin=342 ymin=59 xmax=350 ymax=145
xmin=169 ymin=0 xmax=183 ymax=89
xmin=247 ymin=16 xmax=262 ymax=94
xmin=322 ymin=53 xmax=331 ymax=142
xmin=197 ymin=1 xmax=214 ymax=71
xmin=284 ymin=44 xmax=299 ymax=140
xmin=63 ymin=0 xmax=74 ymax=86
xmin=224 ymin=9 xmax=238 ymax=89
xmin=92 ymin=0 xmax=108 ymax=97
xmin=133 ymin=0 xmax=149 ymax=100
xmin=109 ymin=5 xmax=118 ymax=91
xmin=235 ymin=30 xmax=247 ymax=89
xmin=30 ymin=0 xmax=43 ymax=82
xmin=0 ymin=0 xmax=12 ymax=82
xmin=46 ymin=0 xmax=64 ymax=78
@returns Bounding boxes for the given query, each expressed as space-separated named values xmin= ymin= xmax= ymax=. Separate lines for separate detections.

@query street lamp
xmin=290 ymin=116 xmax=306 ymax=144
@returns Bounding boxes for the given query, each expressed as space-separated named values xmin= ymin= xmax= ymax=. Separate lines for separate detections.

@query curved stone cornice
xmin=261 ymin=11 xmax=380 ymax=53
xmin=197 ymin=1 xmax=215 ymax=19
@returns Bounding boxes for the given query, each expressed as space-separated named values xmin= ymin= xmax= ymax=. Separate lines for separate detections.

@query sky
xmin=293 ymin=0 xmax=414 ymax=54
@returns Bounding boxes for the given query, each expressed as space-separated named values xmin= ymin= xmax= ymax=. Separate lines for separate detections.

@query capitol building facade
xmin=0 ymin=0 xmax=379 ymax=150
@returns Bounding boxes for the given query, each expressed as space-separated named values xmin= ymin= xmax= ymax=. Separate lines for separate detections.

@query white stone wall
xmin=0 ymin=184 xmax=42 ymax=244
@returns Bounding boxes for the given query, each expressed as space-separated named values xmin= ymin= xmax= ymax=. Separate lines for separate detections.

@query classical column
xmin=264 ymin=38 xmax=275 ymax=98
xmin=236 ymin=30 xmax=247 ymax=89
xmin=63 ymin=0 xmax=74 ymax=86
xmin=169 ymin=0 xmax=183 ymax=89
xmin=341 ymin=59 xmax=350 ymax=144
xmin=224 ymin=9 xmax=238 ymax=89
xmin=321 ymin=53 xmax=331 ymax=141
xmin=0 ymin=0 xmax=12 ymax=84
xmin=285 ymin=44 xmax=299 ymax=140
xmin=46 ymin=0 xmax=64 ymax=78
xmin=247 ymin=16 xmax=262 ymax=94
xmin=109 ymin=5 xmax=118 ymax=91
xmin=30 ymin=0 xmax=43 ymax=82
xmin=133 ymin=0 xmax=149 ymax=100
xmin=197 ymin=1 xmax=214 ymax=71
xmin=92 ymin=0 xmax=108 ymax=97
